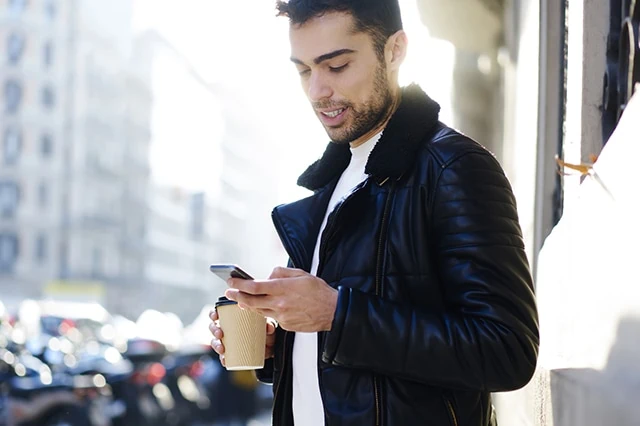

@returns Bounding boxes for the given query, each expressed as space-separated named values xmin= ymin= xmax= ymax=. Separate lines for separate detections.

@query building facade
xmin=0 ymin=0 xmax=151 ymax=311
xmin=135 ymin=29 xmax=285 ymax=321
xmin=142 ymin=185 xmax=224 ymax=321
xmin=1 ymin=0 xmax=69 ymax=301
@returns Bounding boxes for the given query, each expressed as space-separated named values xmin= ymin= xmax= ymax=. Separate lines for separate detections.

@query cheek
xmin=332 ymin=71 xmax=364 ymax=101
xmin=345 ymin=73 xmax=377 ymax=106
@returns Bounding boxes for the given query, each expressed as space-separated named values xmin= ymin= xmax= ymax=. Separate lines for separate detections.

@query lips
xmin=317 ymin=106 xmax=348 ymax=126
xmin=321 ymin=108 xmax=345 ymax=118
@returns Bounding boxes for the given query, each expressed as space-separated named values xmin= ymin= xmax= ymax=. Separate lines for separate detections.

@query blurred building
xmin=1 ymin=0 xmax=61 ymax=301
xmin=0 ymin=0 xmax=150 ymax=310
xmin=142 ymin=184 xmax=225 ymax=321
xmin=138 ymin=28 xmax=285 ymax=282
xmin=216 ymin=93 xmax=286 ymax=278
xmin=133 ymin=29 xmax=284 ymax=323
xmin=2 ymin=1 xmax=286 ymax=324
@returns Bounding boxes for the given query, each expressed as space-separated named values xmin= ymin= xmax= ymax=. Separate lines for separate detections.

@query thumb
xmin=268 ymin=266 xmax=307 ymax=279
xmin=266 ymin=320 xmax=277 ymax=335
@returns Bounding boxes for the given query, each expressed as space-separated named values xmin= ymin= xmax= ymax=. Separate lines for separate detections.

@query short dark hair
xmin=275 ymin=0 xmax=403 ymax=60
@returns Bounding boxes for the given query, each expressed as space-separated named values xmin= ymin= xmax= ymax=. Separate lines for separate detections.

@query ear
xmin=385 ymin=30 xmax=408 ymax=72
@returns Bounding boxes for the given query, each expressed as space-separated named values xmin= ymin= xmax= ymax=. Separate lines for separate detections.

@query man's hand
xmin=209 ymin=310 xmax=277 ymax=367
xmin=225 ymin=267 xmax=338 ymax=332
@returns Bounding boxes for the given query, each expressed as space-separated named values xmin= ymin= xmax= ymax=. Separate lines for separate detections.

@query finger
xmin=268 ymin=266 xmax=307 ymax=279
xmin=220 ymin=355 xmax=226 ymax=367
xmin=209 ymin=310 xmax=218 ymax=321
xmin=210 ymin=338 xmax=225 ymax=355
xmin=209 ymin=323 xmax=223 ymax=339
xmin=266 ymin=336 xmax=276 ymax=352
xmin=265 ymin=328 xmax=275 ymax=359
xmin=225 ymin=289 xmax=279 ymax=311
xmin=266 ymin=321 xmax=276 ymax=335
xmin=227 ymin=278 xmax=283 ymax=296
xmin=227 ymin=278 xmax=266 ymax=295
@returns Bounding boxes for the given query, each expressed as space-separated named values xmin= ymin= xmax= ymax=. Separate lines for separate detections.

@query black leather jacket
xmin=258 ymin=85 xmax=539 ymax=426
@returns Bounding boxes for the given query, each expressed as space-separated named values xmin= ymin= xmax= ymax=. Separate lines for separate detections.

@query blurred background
xmin=0 ymin=0 xmax=638 ymax=425
xmin=0 ymin=0 xmax=458 ymax=321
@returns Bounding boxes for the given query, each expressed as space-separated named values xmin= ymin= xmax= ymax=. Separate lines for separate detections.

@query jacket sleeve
xmin=321 ymin=150 xmax=540 ymax=392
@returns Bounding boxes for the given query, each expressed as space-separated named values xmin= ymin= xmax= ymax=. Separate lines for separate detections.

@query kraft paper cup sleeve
xmin=216 ymin=297 xmax=266 ymax=370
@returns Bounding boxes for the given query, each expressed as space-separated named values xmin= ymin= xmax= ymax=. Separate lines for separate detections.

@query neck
xmin=349 ymin=89 xmax=402 ymax=149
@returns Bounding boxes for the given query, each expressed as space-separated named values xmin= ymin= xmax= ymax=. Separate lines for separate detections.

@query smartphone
xmin=209 ymin=264 xmax=254 ymax=283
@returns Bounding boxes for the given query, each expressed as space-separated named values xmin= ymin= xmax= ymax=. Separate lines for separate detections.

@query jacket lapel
xmin=271 ymin=181 xmax=337 ymax=272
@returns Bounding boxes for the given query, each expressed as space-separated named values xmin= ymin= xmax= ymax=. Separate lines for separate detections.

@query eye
xmin=298 ymin=68 xmax=311 ymax=77
xmin=329 ymin=64 xmax=349 ymax=73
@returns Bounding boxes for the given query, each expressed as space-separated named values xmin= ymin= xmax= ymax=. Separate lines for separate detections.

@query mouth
xmin=321 ymin=108 xmax=346 ymax=118
xmin=317 ymin=107 xmax=348 ymax=126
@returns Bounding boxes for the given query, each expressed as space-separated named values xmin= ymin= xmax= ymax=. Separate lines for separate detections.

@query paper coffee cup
xmin=215 ymin=296 xmax=266 ymax=370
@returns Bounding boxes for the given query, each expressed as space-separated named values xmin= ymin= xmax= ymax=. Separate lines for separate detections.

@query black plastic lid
xmin=215 ymin=296 xmax=237 ymax=308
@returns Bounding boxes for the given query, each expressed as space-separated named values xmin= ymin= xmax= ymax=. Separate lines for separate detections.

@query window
xmin=44 ymin=0 xmax=56 ymax=20
xmin=43 ymin=41 xmax=54 ymax=68
xmin=91 ymin=248 xmax=102 ymax=277
xmin=35 ymin=234 xmax=47 ymax=262
xmin=4 ymin=80 xmax=23 ymax=114
xmin=8 ymin=0 xmax=27 ymax=16
xmin=58 ymin=243 xmax=68 ymax=278
xmin=38 ymin=182 xmax=48 ymax=208
xmin=41 ymin=85 xmax=55 ymax=109
xmin=190 ymin=193 xmax=205 ymax=239
xmin=7 ymin=33 xmax=25 ymax=64
xmin=0 ymin=181 xmax=20 ymax=218
xmin=0 ymin=234 xmax=19 ymax=274
xmin=40 ymin=134 xmax=53 ymax=157
xmin=3 ymin=128 xmax=22 ymax=165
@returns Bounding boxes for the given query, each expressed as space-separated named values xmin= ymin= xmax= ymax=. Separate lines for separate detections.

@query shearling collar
xmin=297 ymin=84 xmax=441 ymax=191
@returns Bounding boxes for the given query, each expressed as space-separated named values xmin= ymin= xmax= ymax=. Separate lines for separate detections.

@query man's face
xmin=289 ymin=12 xmax=394 ymax=144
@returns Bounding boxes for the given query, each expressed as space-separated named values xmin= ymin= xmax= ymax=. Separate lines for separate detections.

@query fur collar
xmin=297 ymin=84 xmax=441 ymax=191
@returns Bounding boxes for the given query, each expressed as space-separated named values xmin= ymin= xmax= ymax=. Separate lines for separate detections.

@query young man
xmin=210 ymin=0 xmax=539 ymax=424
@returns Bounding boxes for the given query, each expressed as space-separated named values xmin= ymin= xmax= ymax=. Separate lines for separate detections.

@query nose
xmin=307 ymin=71 xmax=333 ymax=102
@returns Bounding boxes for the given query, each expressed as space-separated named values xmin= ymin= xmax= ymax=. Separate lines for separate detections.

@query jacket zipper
xmin=444 ymin=396 xmax=459 ymax=426
xmin=272 ymin=330 xmax=290 ymax=425
xmin=375 ymin=181 xmax=395 ymax=296
xmin=315 ymin=180 xmax=374 ymax=424
xmin=315 ymin=189 xmax=359 ymax=424
xmin=317 ymin=180 xmax=366 ymax=273
xmin=317 ymin=181 xmax=367 ymax=347
xmin=373 ymin=181 xmax=395 ymax=426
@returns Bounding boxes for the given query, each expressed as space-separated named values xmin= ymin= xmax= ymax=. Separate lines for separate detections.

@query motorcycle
xmin=161 ymin=344 xmax=213 ymax=425
xmin=119 ymin=337 xmax=174 ymax=426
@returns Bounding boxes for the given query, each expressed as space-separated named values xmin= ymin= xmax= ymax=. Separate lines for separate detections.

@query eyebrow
xmin=291 ymin=48 xmax=356 ymax=66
